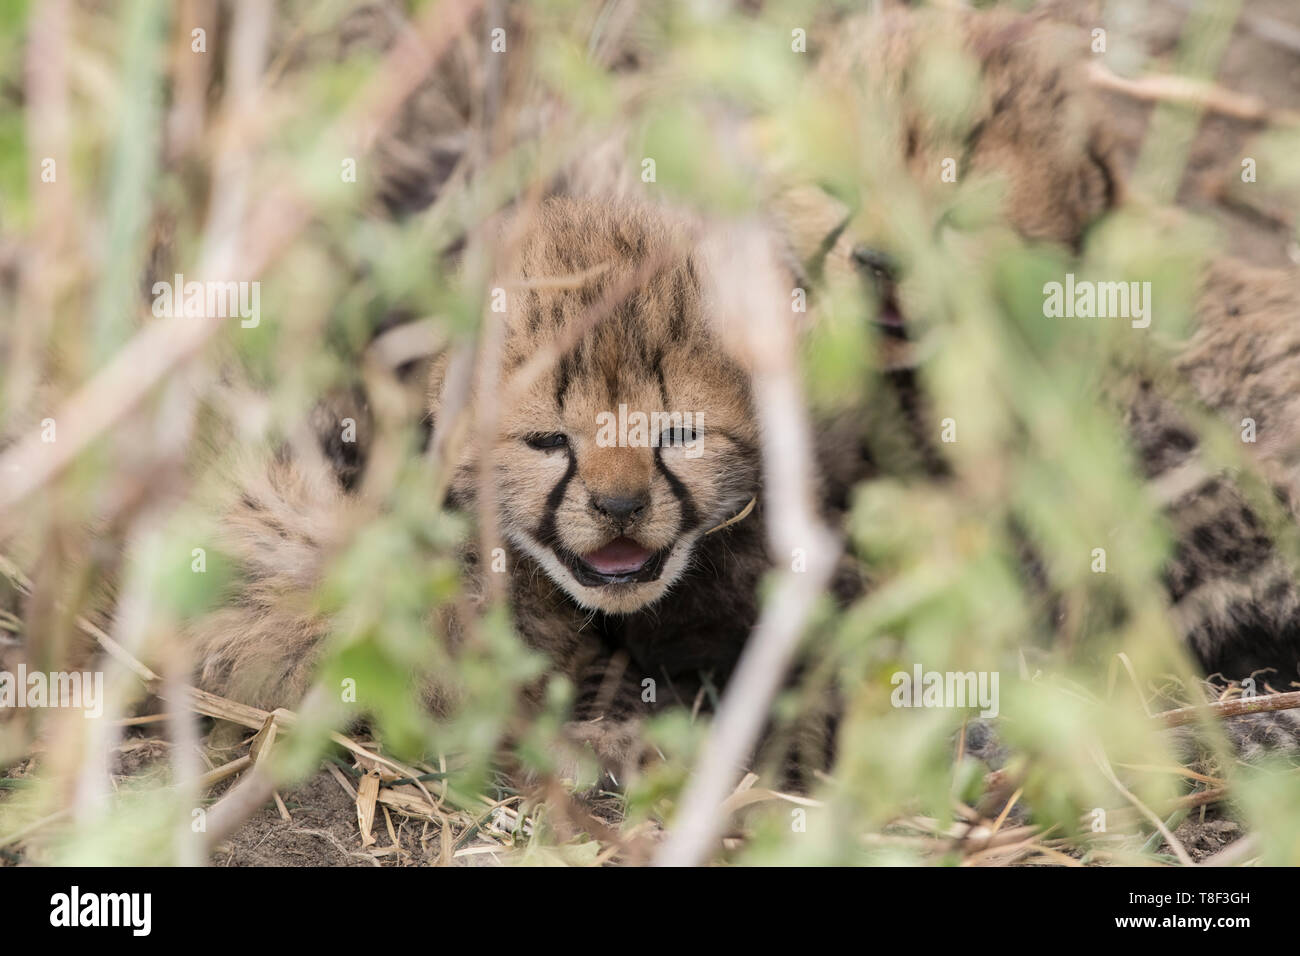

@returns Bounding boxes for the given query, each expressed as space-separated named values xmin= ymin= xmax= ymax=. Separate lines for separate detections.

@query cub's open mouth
xmin=558 ymin=536 xmax=670 ymax=587
xmin=874 ymin=283 xmax=908 ymax=339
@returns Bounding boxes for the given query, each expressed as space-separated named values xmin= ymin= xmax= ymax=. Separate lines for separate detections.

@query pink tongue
xmin=878 ymin=301 xmax=905 ymax=327
xmin=582 ymin=537 xmax=653 ymax=575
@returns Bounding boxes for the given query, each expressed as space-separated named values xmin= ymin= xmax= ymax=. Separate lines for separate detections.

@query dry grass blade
xmin=356 ymin=771 xmax=381 ymax=847
xmin=325 ymin=762 xmax=359 ymax=801
xmin=989 ymin=788 xmax=1023 ymax=836
xmin=199 ymin=755 xmax=253 ymax=789
xmin=719 ymin=786 xmax=823 ymax=817
xmin=1089 ymin=744 xmax=1195 ymax=867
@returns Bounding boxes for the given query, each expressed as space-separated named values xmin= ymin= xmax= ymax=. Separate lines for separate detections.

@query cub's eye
xmin=662 ymin=427 xmax=696 ymax=446
xmin=524 ymin=432 xmax=569 ymax=451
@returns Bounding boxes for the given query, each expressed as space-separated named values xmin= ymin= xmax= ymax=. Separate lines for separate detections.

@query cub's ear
xmin=761 ymin=183 xmax=864 ymax=340
xmin=767 ymin=184 xmax=853 ymax=290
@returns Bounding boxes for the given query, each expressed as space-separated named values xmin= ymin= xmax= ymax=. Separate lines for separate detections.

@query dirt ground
xmin=210 ymin=770 xmax=425 ymax=867
xmin=4 ymin=0 xmax=1299 ymax=867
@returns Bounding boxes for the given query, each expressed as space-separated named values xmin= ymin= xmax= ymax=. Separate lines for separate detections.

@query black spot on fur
xmin=555 ymin=351 xmax=575 ymax=409
xmin=535 ymin=447 xmax=578 ymax=549
xmin=654 ymin=445 xmax=698 ymax=533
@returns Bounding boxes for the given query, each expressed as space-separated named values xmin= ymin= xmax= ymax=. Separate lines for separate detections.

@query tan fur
xmin=187 ymin=451 xmax=361 ymax=713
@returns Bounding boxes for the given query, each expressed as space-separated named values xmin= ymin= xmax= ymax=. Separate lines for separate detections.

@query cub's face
xmin=441 ymin=200 xmax=760 ymax=615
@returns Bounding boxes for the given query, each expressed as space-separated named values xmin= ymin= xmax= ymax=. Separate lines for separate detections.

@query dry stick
xmin=891 ymin=817 xmax=1048 ymax=856
xmin=1156 ymin=690 xmax=1300 ymax=729
xmin=957 ymin=818 xmax=1041 ymax=851
xmin=941 ymin=784 xmax=1231 ymax=859
xmin=1115 ymin=762 xmax=1225 ymax=787
xmin=112 ymin=713 xmax=175 ymax=727
xmin=1086 ymin=61 xmax=1300 ymax=127
xmin=1172 ymin=787 xmax=1227 ymax=812
xmin=325 ymin=763 xmax=358 ymax=800
xmin=654 ymin=225 xmax=840 ymax=868
xmin=67 ymin=612 xmax=283 ymax=855
xmin=989 ymin=788 xmax=1023 ymax=836
xmin=366 ymin=317 xmax=447 ymax=373
xmin=0 ymin=0 xmax=484 ymax=518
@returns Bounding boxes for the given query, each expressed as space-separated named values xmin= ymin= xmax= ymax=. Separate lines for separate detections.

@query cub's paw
xmin=549 ymin=717 xmax=649 ymax=792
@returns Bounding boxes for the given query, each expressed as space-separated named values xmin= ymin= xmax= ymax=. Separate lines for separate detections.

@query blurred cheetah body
xmin=803 ymin=10 xmax=1300 ymax=697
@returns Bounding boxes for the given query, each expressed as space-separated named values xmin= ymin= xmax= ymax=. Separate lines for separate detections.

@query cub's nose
xmin=591 ymin=492 xmax=649 ymax=523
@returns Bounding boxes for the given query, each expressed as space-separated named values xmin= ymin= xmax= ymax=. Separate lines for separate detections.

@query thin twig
xmin=1156 ymin=690 xmax=1300 ymax=729
xmin=1090 ymin=744 xmax=1195 ymax=867
xmin=1087 ymin=61 xmax=1300 ymax=127
xmin=654 ymin=224 xmax=839 ymax=867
